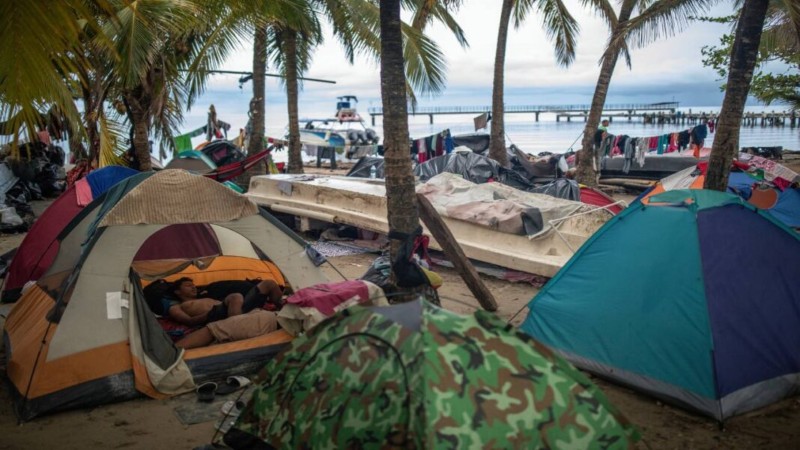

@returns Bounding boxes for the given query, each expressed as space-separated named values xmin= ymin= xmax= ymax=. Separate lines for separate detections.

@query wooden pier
xmin=367 ymin=101 xmax=798 ymax=128
xmin=556 ymin=110 xmax=798 ymax=127
xmin=367 ymin=102 xmax=680 ymax=126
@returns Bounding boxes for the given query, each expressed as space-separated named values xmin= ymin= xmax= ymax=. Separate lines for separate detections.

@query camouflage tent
xmin=224 ymin=300 xmax=639 ymax=449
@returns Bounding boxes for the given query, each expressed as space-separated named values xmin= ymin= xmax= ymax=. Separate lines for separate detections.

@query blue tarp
xmin=86 ymin=166 xmax=139 ymax=199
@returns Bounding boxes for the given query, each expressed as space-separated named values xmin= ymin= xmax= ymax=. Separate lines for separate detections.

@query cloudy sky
xmin=187 ymin=0 xmax=741 ymax=131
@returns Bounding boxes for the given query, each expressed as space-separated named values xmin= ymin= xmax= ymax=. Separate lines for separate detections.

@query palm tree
xmin=103 ymin=0 xmax=203 ymax=171
xmin=0 ymin=0 xmax=102 ymax=155
xmin=267 ymin=21 xmax=322 ymax=174
xmin=704 ymin=0 xmax=771 ymax=191
xmin=575 ymin=0 xmax=721 ymax=187
xmin=489 ymin=0 xmax=579 ymax=166
xmin=380 ymin=0 xmax=420 ymax=276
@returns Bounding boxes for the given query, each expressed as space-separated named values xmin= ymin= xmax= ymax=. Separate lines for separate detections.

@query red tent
xmin=579 ymin=186 xmax=623 ymax=215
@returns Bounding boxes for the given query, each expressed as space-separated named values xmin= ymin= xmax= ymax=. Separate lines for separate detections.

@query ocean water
xmin=265 ymin=106 xmax=799 ymax=163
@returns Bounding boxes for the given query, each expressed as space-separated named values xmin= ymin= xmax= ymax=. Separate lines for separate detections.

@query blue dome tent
xmin=522 ymin=189 xmax=800 ymax=421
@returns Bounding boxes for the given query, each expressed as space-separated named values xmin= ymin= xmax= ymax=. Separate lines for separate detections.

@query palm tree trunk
xmin=576 ymin=0 xmax=635 ymax=186
xmin=125 ymin=90 xmax=152 ymax=171
xmin=488 ymin=0 xmax=514 ymax=167
xmin=705 ymin=0 xmax=769 ymax=191
xmin=248 ymin=26 xmax=267 ymax=158
xmin=380 ymin=0 xmax=420 ymax=273
xmin=83 ymin=88 xmax=100 ymax=166
xmin=285 ymin=32 xmax=304 ymax=174
xmin=239 ymin=25 xmax=268 ymax=188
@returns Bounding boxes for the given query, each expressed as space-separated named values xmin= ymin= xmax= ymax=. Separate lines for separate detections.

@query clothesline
xmin=597 ymin=124 xmax=709 ymax=174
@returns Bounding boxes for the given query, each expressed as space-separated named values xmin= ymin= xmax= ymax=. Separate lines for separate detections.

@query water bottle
xmin=369 ymin=165 xmax=377 ymax=179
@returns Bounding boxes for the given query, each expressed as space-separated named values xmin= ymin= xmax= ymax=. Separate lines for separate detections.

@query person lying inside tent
xmin=175 ymin=308 xmax=279 ymax=349
xmin=165 ymin=277 xmax=283 ymax=327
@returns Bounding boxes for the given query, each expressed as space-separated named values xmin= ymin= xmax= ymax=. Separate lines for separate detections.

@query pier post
xmin=371 ymin=115 xmax=376 ymax=126
xmin=556 ymin=115 xmax=560 ymax=122
xmin=628 ymin=110 xmax=633 ymax=122
xmin=429 ymin=114 xmax=434 ymax=125
xmin=567 ymin=115 xmax=571 ymax=122
xmin=535 ymin=112 xmax=539 ymax=122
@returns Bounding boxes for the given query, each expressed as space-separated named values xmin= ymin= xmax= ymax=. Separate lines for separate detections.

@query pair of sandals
xmin=196 ymin=376 xmax=251 ymax=402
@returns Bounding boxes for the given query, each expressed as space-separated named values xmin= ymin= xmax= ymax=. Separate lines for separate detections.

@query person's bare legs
xmin=225 ymin=293 xmax=244 ymax=317
xmin=176 ymin=327 xmax=214 ymax=349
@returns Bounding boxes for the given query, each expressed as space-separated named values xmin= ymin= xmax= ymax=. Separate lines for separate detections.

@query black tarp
xmin=413 ymin=151 xmax=533 ymax=191
xmin=452 ymin=133 xmax=490 ymax=152
xmin=529 ymin=178 xmax=580 ymax=201
xmin=346 ymin=157 xmax=385 ymax=178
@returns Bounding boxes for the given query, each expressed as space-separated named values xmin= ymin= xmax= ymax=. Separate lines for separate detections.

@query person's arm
xmin=168 ymin=305 xmax=209 ymax=326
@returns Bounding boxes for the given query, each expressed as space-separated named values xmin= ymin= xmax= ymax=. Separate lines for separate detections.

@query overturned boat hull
xmin=247 ymin=175 xmax=612 ymax=277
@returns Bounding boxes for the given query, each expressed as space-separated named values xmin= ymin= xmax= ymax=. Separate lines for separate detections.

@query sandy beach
xmin=1 ymin=183 xmax=799 ymax=450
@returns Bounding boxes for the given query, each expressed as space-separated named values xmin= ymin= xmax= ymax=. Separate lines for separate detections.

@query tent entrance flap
xmin=128 ymin=271 xmax=194 ymax=397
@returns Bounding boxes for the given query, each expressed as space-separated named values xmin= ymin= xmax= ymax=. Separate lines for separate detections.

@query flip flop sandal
xmin=216 ymin=376 xmax=251 ymax=395
xmin=196 ymin=382 xmax=217 ymax=402
xmin=221 ymin=399 xmax=246 ymax=416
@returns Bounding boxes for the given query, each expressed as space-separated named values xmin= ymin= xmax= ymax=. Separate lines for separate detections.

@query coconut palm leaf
xmin=618 ymin=0 xmax=721 ymax=49
xmin=184 ymin=0 xmax=318 ymax=106
xmin=410 ymin=0 xmax=469 ymax=47
xmin=514 ymin=0 xmax=579 ymax=66
xmin=402 ymin=22 xmax=448 ymax=97
xmin=98 ymin=109 xmax=129 ymax=167
xmin=0 ymin=0 xmax=97 ymax=153
xmin=580 ymin=0 xmax=633 ymax=68
xmin=105 ymin=0 xmax=198 ymax=90
xmin=267 ymin=24 xmax=323 ymax=88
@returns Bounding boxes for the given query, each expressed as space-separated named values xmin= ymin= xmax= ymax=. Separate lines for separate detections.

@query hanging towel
xmin=473 ymin=113 xmax=491 ymax=131
xmin=173 ymin=126 xmax=205 ymax=154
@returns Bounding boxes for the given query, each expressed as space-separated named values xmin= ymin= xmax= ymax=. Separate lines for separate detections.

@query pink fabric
xmin=74 ymin=178 xmax=93 ymax=206
xmin=285 ymin=280 xmax=370 ymax=316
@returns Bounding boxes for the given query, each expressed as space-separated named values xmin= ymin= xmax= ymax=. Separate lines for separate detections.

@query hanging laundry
xmin=473 ymin=113 xmax=491 ymax=131
xmin=172 ymin=126 xmax=205 ymax=154
xmin=411 ymin=129 xmax=453 ymax=162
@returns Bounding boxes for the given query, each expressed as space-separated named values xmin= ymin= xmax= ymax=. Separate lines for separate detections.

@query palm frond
xmin=401 ymin=21 xmax=448 ymax=96
xmin=428 ymin=1 xmax=469 ymax=47
xmin=580 ymin=0 xmax=619 ymax=32
xmin=410 ymin=0 xmax=469 ymax=47
xmin=618 ymin=0 xmax=721 ymax=49
xmin=0 ymin=0 xmax=90 ymax=152
xmin=511 ymin=0 xmax=579 ymax=66
xmin=107 ymin=0 xmax=198 ymax=89
xmin=182 ymin=13 xmax=251 ymax=107
xmin=98 ymin=109 xmax=129 ymax=167
xmin=771 ymin=0 xmax=800 ymax=53
xmin=268 ymin=23 xmax=322 ymax=90
xmin=318 ymin=0 xmax=383 ymax=64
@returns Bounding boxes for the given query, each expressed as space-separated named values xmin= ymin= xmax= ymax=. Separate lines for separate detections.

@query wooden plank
xmin=415 ymin=193 xmax=498 ymax=312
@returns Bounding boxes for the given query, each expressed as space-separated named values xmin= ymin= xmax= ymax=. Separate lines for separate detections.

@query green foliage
xmin=700 ymin=6 xmax=800 ymax=109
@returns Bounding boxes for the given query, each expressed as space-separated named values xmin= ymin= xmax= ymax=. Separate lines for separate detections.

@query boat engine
xmin=356 ymin=131 xmax=368 ymax=144
xmin=365 ymin=129 xmax=379 ymax=144
xmin=347 ymin=130 xmax=360 ymax=144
